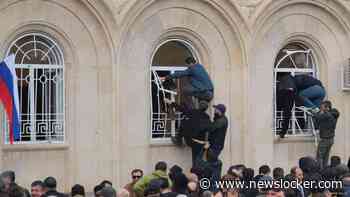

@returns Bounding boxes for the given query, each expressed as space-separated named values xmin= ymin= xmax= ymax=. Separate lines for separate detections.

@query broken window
xmin=273 ymin=43 xmax=317 ymax=136
xmin=150 ymin=40 xmax=197 ymax=141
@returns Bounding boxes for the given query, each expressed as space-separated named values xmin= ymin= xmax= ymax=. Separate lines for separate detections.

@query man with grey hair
xmin=1 ymin=171 xmax=15 ymax=192
xmin=1 ymin=171 xmax=30 ymax=197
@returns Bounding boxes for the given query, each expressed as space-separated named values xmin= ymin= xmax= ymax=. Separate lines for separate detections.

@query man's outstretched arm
xmin=168 ymin=68 xmax=192 ymax=79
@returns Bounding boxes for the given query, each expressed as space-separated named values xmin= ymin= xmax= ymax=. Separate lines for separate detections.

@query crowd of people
xmin=90 ymin=156 xmax=350 ymax=197
xmin=0 ymin=156 xmax=350 ymax=197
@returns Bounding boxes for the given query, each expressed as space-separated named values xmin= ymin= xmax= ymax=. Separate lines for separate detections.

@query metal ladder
xmin=295 ymin=106 xmax=318 ymax=147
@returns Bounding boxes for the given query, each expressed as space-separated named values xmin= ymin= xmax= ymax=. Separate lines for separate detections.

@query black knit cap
xmin=43 ymin=177 xmax=57 ymax=189
xmin=213 ymin=104 xmax=226 ymax=114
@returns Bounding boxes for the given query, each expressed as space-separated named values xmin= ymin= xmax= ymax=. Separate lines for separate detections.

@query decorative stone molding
xmin=236 ymin=0 xmax=264 ymax=18
xmin=114 ymin=0 xmax=128 ymax=14
xmin=237 ymin=0 xmax=263 ymax=7
xmin=340 ymin=0 xmax=350 ymax=10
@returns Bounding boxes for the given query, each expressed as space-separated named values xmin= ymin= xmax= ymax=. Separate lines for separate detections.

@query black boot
xmin=171 ymin=135 xmax=183 ymax=146
xmin=279 ymin=131 xmax=286 ymax=138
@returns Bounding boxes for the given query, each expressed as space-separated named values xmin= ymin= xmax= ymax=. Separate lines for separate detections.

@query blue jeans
xmin=298 ymin=85 xmax=325 ymax=108
xmin=183 ymin=85 xmax=213 ymax=102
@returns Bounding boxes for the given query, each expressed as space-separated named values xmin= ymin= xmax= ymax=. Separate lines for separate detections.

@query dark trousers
xmin=208 ymin=147 xmax=222 ymax=162
xmin=183 ymin=85 xmax=213 ymax=102
xmin=191 ymin=142 xmax=204 ymax=167
xmin=277 ymin=89 xmax=294 ymax=135
xmin=316 ymin=138 xmax=334 ymax=169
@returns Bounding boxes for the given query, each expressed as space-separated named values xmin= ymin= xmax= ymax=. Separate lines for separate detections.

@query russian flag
xmin=0 ymin=55 xmax=21 ymax=144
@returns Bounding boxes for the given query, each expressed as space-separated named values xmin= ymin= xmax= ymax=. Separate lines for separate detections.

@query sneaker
xmin=279 ymin=132 xmax=286 ymax=139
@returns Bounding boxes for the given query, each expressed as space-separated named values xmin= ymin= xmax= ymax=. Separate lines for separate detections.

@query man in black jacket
xmin=276 ymin=72 xmax=297 ymax=138
xmin=172 ymin=101 xmax=211 ymax=166
xmin=313 ymin=100 xmax=340 ymax=169
xmin=42 ymin=177 xmax=67 ymax=197
xmin=207 ymin=104 xmax=228 ymax=161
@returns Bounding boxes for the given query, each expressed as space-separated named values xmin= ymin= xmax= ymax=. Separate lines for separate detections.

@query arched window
xmin=273 ymin=43 xmax=317 ymax=136
xmin=4 ymin=33 xmax=64 ymax=144
xmin=150 ymin=40 xmax=197 ymax=142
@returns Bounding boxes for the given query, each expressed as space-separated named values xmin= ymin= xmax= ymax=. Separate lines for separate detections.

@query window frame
xmin=3 ymin=32 xmax=65 ymax=144
xmin=149 ymin=39 xmax=199 ymax=144
xmin=273 ymin=48 xmax=318 ymax=137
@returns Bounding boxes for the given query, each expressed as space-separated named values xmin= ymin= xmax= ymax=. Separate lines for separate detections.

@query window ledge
xmin=274 ymin=135 xmax=316 ymax=144
xmin=1 ymin=143 xmax=69 ymax=152
xmin=150 ymin=138 xmax=176 ymax=147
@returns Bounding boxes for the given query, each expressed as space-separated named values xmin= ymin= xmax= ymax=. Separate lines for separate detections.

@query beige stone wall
xmin=0 ymin=0 xmax=116 ymax=192
xmin=0 ymin=0 xmax=349 ymax=193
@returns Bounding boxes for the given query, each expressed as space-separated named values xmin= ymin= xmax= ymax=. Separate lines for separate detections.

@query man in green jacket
xmin=133 ymin=161 xmax=172 ymax=197
xmin=313 ymin=100 xmax=340 ymax=169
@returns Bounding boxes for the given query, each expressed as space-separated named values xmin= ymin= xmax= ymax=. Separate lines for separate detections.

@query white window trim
xmin=149 ymin=39 xmax=199 ymax=144
xmin=150 ymin=66 xmax=187 ymax=144
xmin=273 ymin=49 xmax=318 ymax=137
xmin=3 ymin=33 xmax=65 ymax=145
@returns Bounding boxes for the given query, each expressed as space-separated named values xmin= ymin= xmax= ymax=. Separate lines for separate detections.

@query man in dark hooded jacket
xmin=42 ymin=176 xmax=67 ymax=197
xmin=313 ymin=100 xmax=340 ymax=169
xmin=207 ymin=104 xmax=228 ymax=160
xmin=276 ymin=72 xmax=297 ymax=138
xmin=172 ymin=101 xmax=211 ymax=167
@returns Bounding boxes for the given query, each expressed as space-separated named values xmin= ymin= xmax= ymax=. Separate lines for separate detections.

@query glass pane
xmin=151 ymin=40 xmax=195 ymax=140
xmin=16 ymin=68 xmax=31 ymax=141
xmin=152 ymin=41 xmax=193 ymax=66
xmin=274 ymin=43 xmax=316 ymax=136
xmin=32 ymin=68 xmax=64 ymax=141
xmin=9 ymin=33 xmax=63 ymax=65
xmin=274 ymin=43 xmax=313 ymax=69
xmin=5 ymin=33 xmax=64 ymax=144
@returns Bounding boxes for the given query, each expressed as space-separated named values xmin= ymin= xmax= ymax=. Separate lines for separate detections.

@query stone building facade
xmin=0 ymin=0 xmax=350 ymax=192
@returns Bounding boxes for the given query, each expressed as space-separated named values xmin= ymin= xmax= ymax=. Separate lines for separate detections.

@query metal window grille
xmin=150 ymin=66 xmax=187 ymax=141
xmin=3 ymin=33 xmax=64 ymax=144
xmin=273 ymin=49 xmax=317 ymax=136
